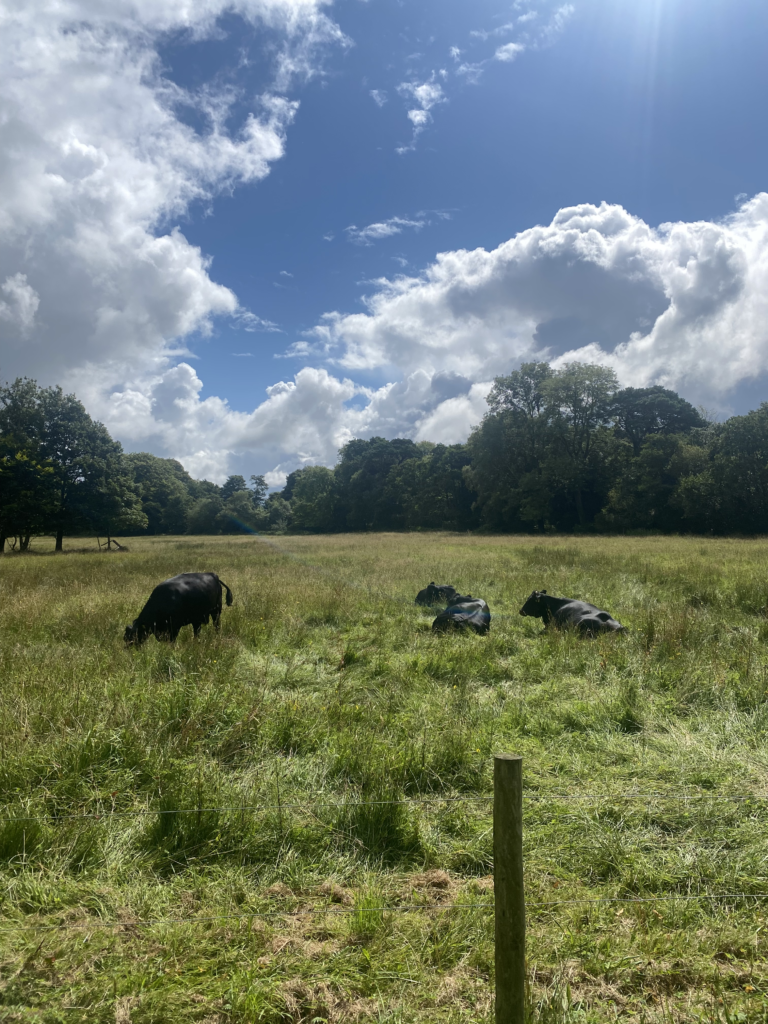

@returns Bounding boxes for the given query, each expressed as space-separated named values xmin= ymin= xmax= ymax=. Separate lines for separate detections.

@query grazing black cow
xmin=415 ymin=582 xmax=459 ymax=606
xmin=432 ymin=594 xmax=491 ymax=635
xmin=519 ymin=590 xmax=625 ymax=635
xmin=124 ymin=572 xmax=233 ymax=645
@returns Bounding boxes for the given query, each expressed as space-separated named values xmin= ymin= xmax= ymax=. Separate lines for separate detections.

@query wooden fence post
xmin=494 ymin=754 xmax=525 ymax=1024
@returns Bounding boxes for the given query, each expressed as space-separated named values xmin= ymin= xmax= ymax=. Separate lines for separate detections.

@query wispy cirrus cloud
xmin=495 ymin=42 xmax=525 ymax=62
xmin=539 ymin=4 xmax=575 ymax=45
xmin=470 ymin=21 xmax=516 ymax=42
xmin=234 ymin=311 xmax=282 ymax=332
xmin=421 ymin=4 xmax=576 ymax=127
xmin=449 ymin=45 xmax=485 ymax=83
xmin=385 ymin=2 xmax=575 ymax=152
xmin=465 ymin=3 xmax=574 ymax=65
xmin=346 ymin=215 xmax=427 ymax=245
xmin=395 ymin=75 xmax=447 ymax=153
xmin=455 ymin=62 xmax=485 ymax=83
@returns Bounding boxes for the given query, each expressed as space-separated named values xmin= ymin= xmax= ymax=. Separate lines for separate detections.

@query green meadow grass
xmin=2 ymin=532 xmax=768 ymax=1023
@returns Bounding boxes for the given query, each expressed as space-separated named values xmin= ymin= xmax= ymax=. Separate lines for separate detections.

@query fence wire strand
xmin=0 ymin=794 xmax=494 ymax=824
xmin=4 ymin=789 xmax=768 ymax=825
xmin=3 ymin=892 xmax=768 ymax=934
xmin=0 ymin=902 xmax=491 ymax=933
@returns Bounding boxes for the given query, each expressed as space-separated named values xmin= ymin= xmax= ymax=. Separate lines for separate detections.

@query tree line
xmin=2 ymin=363 xmax=768 ymax=548
xmin=0 ymin=377 xmax=291 ymax=551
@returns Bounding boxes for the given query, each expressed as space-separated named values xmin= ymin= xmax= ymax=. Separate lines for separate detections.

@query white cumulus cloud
xmin=0 ymin=274 xmax=40 ymax=333
xmin=55 ymin=197 xmax=768 ymax=481
xmin=0 ymin=0 xmax=343 ymax=391
xmin=310 ymin=196 xmax=768 ymax=408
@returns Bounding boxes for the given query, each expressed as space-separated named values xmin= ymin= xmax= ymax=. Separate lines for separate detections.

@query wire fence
xmin=0 ymin=793 xmax=494 ymax=825
xmin=0 ymin=902 xmax=491 ymax=933
xmin=4 ymin=787 xmax=768 ymax=825
xmin=3 ymin=767 xmax=768 ymax=1020
xmin=5 ymin=788 xmax=768 ymax=928
xmin=3 ymin=892 xmax=768 ymax=934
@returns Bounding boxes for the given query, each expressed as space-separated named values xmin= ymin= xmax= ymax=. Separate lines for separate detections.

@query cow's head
xmin=124 ymin=621 xmax=149 ymax=646
xmin=519 ymin=590 xmax=547 ymax=617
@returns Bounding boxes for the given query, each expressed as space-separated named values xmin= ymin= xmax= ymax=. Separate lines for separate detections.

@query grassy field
xmin=2 ymin=533 xmax=768 ymax=1023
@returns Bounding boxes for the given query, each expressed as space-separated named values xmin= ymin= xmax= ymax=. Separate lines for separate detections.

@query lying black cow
xmin=124 ymin=572 xmax=233 ymax=645
xmin=432 ymin=594 xmax=491 ymax=635
xmin=416 ymin=582 xmax=459 ymax=606
xmin=519 ymin=590 xmax=625 ymax=635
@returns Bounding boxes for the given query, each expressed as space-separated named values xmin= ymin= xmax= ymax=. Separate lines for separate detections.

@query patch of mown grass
xmin=3 ymin=534 xmax=768 ymax=1021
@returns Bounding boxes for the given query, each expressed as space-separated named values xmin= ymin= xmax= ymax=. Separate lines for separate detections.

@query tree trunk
xmin=55 ymin=527 xmax=63 ymax=552
xmin=20 ymin=533 xmax=31 ymax=552
xmin=0 ymin=533 xmax=5 ymax=554
xmin=574 ymin=488 xmax=586 ymax=526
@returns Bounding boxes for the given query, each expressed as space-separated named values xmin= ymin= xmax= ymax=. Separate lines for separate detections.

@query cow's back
xmin=416 ymin=583 xmax=458 ymax=606
xmin=138 ymin=572 xmax=220 ymax=624
xmin=432 ymin=596 xmax=491 ymax=635
xmin=554 ymin=600 xmax=624 ymax=633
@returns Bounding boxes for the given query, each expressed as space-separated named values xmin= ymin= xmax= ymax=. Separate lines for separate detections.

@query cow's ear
xmin=541 ymin=590 xmax=547 ymax=595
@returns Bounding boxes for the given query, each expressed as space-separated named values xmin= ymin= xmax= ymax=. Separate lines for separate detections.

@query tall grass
xmin=2 ymin=533 xmax=768 ymax=1021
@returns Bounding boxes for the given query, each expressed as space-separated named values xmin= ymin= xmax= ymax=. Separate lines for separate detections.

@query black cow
xmin=124 ymin=572 xmax=233 ymax=645
xmin=432 ymin=594 xmax=491 ymax=635
xmin=416 ymin=582 xmax=459 ymax=606
xmin=519 ymin=590 xmax=625 ymax=635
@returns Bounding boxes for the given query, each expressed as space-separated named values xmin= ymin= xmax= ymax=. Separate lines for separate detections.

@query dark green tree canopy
xmin=124 ymin=453 xmax=194 ymax=534
xmin=221 ymin=475 xmax=248 ymax=502
xmin=335 ymin=437 xmax=421 ymax=530
xmin=0 ymin=378 xmax=145 ymax=549
xmin=487 ymin=362 xmax=553 ymax=418
xmin=287 ymin=466 xmax=336 ymax=533
xmin=250 ymin=474 xmax=268 ymax=507
xmin=612 ymin=386 xmax=706 ymax=454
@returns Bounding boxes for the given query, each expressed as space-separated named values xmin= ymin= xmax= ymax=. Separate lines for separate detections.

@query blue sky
xmin=177 ymin=0 xmax=768 ymax=409
xmin=2 ymin=0 xmax=767 ymax=481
